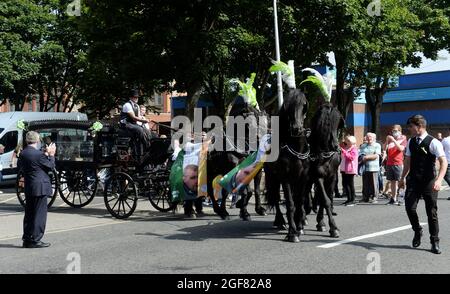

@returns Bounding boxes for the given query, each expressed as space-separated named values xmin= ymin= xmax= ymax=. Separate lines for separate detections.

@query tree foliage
xmin=1 ymin=0 xmax=449 ymax=130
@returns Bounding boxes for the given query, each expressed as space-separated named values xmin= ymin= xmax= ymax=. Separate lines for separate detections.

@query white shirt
xmin=122 ymin=101 xmax=136 ymax=114
xmin=120 ymin=101 xmax=138 ymax=124
xmin=442 ymin=136 xmax=450 ymax=162
xmin=405 ymin=132 xmax=445 ymax=158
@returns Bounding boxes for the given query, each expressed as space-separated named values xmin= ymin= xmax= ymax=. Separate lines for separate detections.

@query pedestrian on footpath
xmin=399 ymin=115 xmax=447 ymax=254
xmin=441 ymin=129 xmax=450 ymax=200
xmin=384 ymin=125 xmax=408 ymax=205
xmin=340 ymin=135 xmax=358 ymax=206
xmin=19 ymin=131 xmax=56 ymax=248
xmin=359 ymin=133 xmax=382 ymax=203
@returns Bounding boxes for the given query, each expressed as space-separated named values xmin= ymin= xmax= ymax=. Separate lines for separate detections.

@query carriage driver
xmin=120 ymin=89 xmax=154 ymax=152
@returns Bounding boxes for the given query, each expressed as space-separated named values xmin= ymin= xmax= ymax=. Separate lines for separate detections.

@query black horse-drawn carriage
xmin=16 ymin=119 xmax=176 ymax=219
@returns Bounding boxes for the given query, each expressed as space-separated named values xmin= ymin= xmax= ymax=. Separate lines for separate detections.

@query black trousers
xmin=405 ymin=180 xmax=439 ymax=243
xmin=342 ymin=173 xmax=356 ymax=202
xmin=123 ymin=123 xmax=152 ymax=151
xmin=23 ymin=195 xmax=48 ymax=243
xmin=184 ymin=198 xmax=203 ymax=214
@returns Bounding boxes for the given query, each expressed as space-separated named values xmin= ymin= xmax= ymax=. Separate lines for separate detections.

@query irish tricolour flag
xmin=170 ymin=141 xmax=209 ymax=203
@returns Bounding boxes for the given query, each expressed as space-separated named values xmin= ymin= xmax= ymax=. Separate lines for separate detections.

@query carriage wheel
xmin=16 ymin=169 xmax=58 ymax=209
xmin=58 ymin=169 xmax=98 ymax=208
xmin=104 ymin=172 xmax=138 ymax=219
xmin=148 ymin=176 xmax=177 ymax=212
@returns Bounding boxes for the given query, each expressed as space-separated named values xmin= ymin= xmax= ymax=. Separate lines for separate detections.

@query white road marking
xmin=0 ymin=221 xmax=126 ymax=242
xmin=0 ymin=196 xmax=18 ymax=204
xmin=317 ymin=222 xmax=428 ymax=249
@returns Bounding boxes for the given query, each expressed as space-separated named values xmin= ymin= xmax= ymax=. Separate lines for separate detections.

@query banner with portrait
xmin=170 ymin=141 xmax=208 ymax=203
xmin=218 ymin=134 xmax=271 ymax=195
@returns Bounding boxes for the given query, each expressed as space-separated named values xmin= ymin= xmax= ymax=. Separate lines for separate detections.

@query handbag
xmin=357 ymin=154 xmax=365 ymax=176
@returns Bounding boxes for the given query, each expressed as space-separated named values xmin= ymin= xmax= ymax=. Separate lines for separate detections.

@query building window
xmin=155 ymin=93 xmax=162 ymax=106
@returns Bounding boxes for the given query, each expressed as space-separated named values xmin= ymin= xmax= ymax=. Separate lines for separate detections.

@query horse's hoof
xmin=330 ymin=229 xmax=340 ymax=238
xmin=255 ymin=207 xmax=267 ymax=216
xmin=240 ymin=211 xmax=251 ymax=221
xmin=317 ymin=225 xmax=326 ymax=232
xmin=284 ymin=235 xmax=300 ymax=243
xmin=299 ymin=229 xmax=305 ymax=235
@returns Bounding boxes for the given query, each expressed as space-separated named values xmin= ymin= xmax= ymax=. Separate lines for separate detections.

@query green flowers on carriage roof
xmin=17 ymin=119 xmax=27 ymax=131
xmin=90 ymin=121 xmax=103 ymax=132
xmin=230 ymin=72 xmax=259 ymax=110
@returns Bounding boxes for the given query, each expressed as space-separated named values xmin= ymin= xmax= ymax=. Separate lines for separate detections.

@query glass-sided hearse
xmin=16 ymin=119 xmax=176 ymax=219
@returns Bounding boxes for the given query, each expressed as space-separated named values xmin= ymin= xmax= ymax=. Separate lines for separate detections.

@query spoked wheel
xmin=148 ymin=174 xmax=177 ymax=212
xmin=16 ymin=169 xmax=58 ymax=209
xmin=104 ymin=172 xmax=138 ymax=219
xmin=58 ymin=169 xmax=98 ymax=208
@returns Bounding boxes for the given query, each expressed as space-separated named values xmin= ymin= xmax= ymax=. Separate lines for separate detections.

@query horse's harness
xmin=281 ymin=127 xmax=341 ymax=162
xmin=309 ymin=149 xmax=340 ymax=162
xmin=281 ymin=144 xmax=311 ymax=160
xmin=281 ymin=128 xmax=311 ymax=161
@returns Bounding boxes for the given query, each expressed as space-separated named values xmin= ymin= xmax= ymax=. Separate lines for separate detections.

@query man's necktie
xmin=416 ymin=137 xmax=421 ymax=145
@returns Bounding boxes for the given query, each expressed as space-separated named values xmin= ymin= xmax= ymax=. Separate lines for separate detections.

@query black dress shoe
xmin=412 ymin=230 xmax=423 ymax=248
xmin=23 ymin=241 xmax=51 ymax=248
xmin=431 ymin=242 xmax=442 ymax=254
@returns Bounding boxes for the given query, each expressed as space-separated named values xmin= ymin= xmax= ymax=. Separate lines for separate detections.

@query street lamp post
xmin=273 ymin=0 xmax=283 ymax=108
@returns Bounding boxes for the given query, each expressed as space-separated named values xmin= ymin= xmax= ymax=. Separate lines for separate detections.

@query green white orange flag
xmin=170 ymin=141 xmax=209 ymax=203
xmin=218 ymin=134 xmax=271 ymax=194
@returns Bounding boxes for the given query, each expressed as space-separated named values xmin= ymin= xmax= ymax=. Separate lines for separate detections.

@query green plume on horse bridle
xmin=229 ymin=73 xmax=259 ymax=110
xmin=269 ymin=60 xmax=296 ymax=89
xmin=299 ymin=75 xmax=331 ymax=102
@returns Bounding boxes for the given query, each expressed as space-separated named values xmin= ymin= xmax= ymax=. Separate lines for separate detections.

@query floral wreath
xmin=89 ymin=121 xmax=103 ymax=137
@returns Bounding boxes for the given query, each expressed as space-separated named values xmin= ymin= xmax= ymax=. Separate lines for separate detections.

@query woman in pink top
xmin=340 ymin=135 xmax=359 ymax=206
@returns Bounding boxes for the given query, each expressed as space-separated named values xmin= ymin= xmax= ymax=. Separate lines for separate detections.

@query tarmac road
xmin=1 ymin=182 xmax=450 ymax=274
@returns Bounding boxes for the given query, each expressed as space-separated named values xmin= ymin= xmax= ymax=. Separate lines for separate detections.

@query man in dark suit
xmin=18 ymin=131 xmax=56 ymax=248
xmin=399 ymin=115 xmax=447 ymax=254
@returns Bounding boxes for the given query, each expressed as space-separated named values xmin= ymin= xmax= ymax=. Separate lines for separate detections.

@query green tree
xmin=80 ymin=0 xmax=337 ymax=119
xmin=0 ymin=0 xmax=89 ymax=112
xmin=357 ymin=0 xmax=450 ymax=134
xmin=0 ymin=0 xmax=55 ymax=109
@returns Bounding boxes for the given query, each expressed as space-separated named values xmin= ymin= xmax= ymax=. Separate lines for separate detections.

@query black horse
xmin=206 ymin=98 xmax=267 ymax=220
xmin=264 ymin=88 xmax=310 ymax=242
xmin=307 ymin=102 xmax=345 ymax=238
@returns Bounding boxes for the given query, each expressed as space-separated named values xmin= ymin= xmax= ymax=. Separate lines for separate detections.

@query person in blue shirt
xmin=359 ymin=132 xmax=382 ymax=203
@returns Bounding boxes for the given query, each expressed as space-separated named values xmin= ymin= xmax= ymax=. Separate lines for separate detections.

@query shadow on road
xmin=137 ymin=217 xmax=286 ymax=242
xmin=0 ymin=243 xmax=24 ymax=249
